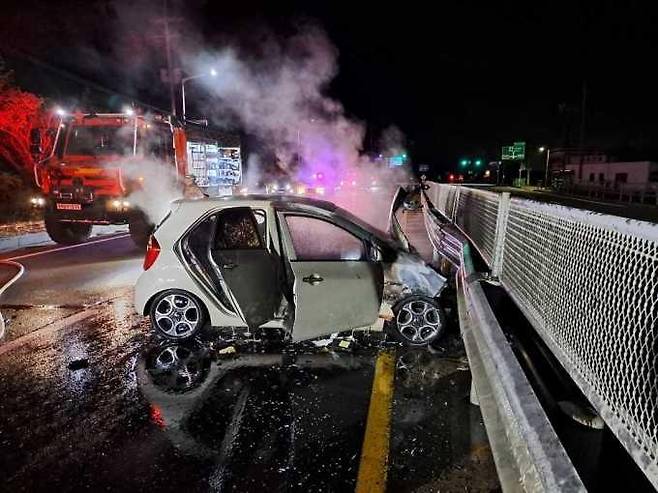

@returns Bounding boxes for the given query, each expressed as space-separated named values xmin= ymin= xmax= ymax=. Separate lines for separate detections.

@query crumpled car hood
xmin=383 ymin=251 xmax=447 ymax=303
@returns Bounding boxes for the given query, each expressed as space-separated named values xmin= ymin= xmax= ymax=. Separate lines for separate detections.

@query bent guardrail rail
xmin=424 ymin=182 xmax=658 ymax=490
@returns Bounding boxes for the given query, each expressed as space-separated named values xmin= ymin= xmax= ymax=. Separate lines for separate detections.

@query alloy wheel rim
xmin=396 ymin=299 xmax=442 ymax=343
xmin=154 ymin=294 xmax=200 ymax=338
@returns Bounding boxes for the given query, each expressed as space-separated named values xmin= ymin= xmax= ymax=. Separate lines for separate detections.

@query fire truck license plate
xmin=56 ymin=203 xmax=82 ymax=211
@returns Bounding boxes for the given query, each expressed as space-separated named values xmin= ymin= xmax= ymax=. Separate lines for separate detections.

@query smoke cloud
xmin=193 ymin=27 xmax=380 ymax=187
xmin=117 ymin=157 xmax=183 ymax=224
xmin=189 ymin=26 xmax=413 ymax=228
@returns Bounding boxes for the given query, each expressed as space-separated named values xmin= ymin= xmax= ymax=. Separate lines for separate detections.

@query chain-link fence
xmin=425 ymin=182 xmax=658 ymax=488
xmin=453 ymin=188 xmax=499 ymax=266
xmin=426 ymin=181 xmax=460 ymax=220
xmin=426 ymin=183 xmax=500 ymax=266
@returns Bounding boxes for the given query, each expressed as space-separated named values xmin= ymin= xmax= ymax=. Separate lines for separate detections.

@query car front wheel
xmin=389 ymin=295 xmax=445 ymax=346
xmin=149 ymin=290 xmax=207 ymax=340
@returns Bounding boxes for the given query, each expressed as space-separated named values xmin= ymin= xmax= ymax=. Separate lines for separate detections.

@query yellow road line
xmin=356 ymin=349 xmax=396 ymax=493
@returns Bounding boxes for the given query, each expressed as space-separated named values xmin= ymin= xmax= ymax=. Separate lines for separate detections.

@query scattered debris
xmin=68 ymin=358 xmax=89 ymax=371
xmin=218 ymin=346 xmax=237 ymax=356
xmin=312 ymin=332 xmax=340 ymax=347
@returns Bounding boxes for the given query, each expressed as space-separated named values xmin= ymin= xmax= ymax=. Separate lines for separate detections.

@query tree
xmin=0 ymin=67 xmax=43 ymax=180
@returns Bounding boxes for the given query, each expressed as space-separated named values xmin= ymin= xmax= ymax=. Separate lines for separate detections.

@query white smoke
xmin=190 ymin=26 xmax=414 ymax=227
xmin=193 ymin=28 xmax=363 ymax=184
xmin=117 ymin=157 xmax=183 ymax=224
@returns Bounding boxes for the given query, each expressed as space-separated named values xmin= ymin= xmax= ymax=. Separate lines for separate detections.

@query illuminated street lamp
xmin=181 ymin=68 xmax=218 ymax=121
xmin=539 ymin=146 xmax=551 ymax=187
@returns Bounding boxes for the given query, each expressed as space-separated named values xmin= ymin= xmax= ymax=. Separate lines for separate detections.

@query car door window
xmin=284 ymin=215 xmax=366 ymax=261
xmin=214 ymin=208 xmax=264 ymax=250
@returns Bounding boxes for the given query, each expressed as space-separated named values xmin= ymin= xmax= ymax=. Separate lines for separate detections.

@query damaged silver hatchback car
xmin=134 ymin=192 xmax=448 ymax=346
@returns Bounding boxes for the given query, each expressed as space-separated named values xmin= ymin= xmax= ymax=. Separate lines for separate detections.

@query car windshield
xmin=334 ymin=206 xmax=399 ymax=246
xmin=64 ymin=125 xmax=136 ymax=156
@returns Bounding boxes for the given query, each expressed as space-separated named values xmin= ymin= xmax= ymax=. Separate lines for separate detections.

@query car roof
xmin=172 ymin=194 xmax=339 ymax=214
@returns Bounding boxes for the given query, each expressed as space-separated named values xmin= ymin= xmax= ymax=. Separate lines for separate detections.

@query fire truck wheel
xmin=44 ymin=214 xmax=92 ymax=245
xmin=129 ymin=215 xmax=153 ymax=248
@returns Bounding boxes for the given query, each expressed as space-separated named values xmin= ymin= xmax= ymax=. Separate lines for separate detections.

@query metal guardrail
xmin=422 ymin=194 xmax=585 ymax=492
xmin=425 ymin=182 xmax=658 ymax=490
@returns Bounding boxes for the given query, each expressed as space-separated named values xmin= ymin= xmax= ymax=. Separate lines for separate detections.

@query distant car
xmin=134 ymin=192 xmax=447 ymax=346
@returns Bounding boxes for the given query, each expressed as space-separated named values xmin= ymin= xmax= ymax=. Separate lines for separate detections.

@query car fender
xmin=134 ymin=255 xmax=245 ymax=328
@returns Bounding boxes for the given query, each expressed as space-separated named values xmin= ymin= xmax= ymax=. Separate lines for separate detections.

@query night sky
xmin=2 ymin=0 xmax=658 ymax=172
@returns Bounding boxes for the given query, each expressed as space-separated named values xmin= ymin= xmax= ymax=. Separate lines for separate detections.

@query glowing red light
xmin=143 ymin=235 xmax=161 ymax=270
xmin=150 ymin=404 xmax=166 ymax=428
xmin=448 ymin=174 xmax=454 ymax=181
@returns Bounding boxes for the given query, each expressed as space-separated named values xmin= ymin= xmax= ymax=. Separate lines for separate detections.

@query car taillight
xmin=143 ymin=235 xmax=161 ymax=270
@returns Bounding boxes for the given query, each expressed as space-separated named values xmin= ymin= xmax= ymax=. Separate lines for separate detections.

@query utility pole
xmin=579 ymin=80 xmax=587 ymax=148
xmin=163 ymin=0 xmax=176 ymax=116
xmin=578 ymin=80 xmax=587 ymax=183
xmin=152 ymin=0 xmax=181 ymax=116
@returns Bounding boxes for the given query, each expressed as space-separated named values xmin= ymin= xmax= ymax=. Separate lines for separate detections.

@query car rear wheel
xmin=389 ymin=295 xmax=445 ymax=346
xmin=44 ymin=212 xmax=92 ymax=244
xmin=150 ymin=290 xmax=207 ymax=340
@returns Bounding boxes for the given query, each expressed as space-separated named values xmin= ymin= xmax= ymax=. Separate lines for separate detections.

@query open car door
xmin=278 ymin=212 xmax=383 ymax=342
xmin=210 ymin=207 xmax=281 ymax=329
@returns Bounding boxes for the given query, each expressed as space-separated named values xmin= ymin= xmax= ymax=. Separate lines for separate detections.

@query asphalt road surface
xmin=0 ymin=211 xmax=499 ymax=492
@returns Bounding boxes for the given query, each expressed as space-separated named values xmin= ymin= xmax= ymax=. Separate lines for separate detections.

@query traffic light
xmin=460 ymin=159 xmax=469 ymax=167
xmin=474 ymin=159 xmax=482 ymax=167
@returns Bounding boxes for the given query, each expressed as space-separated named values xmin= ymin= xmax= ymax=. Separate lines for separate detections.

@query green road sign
xmin=501 ymin=141 xmax=526 ymax=161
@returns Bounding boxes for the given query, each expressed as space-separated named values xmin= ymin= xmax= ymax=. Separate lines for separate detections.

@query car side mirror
xmin=29 ymin=128 xmax=42 ymax=157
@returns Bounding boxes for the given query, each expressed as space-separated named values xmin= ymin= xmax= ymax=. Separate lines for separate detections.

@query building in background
xmin=548 ymin=148 xmax=658 ymax=192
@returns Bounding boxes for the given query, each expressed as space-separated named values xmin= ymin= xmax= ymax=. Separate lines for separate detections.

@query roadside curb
xmin=0 ymin=232 xmax=51 ymax=253
xmin=0 ymin=225 xmax=129 ymax=254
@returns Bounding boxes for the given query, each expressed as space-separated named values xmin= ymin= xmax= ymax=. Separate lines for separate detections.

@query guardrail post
xmin=491 ymin=192 xmax=510 ymax=278
xmin=451 ymin=186 xmax=461 ymax=222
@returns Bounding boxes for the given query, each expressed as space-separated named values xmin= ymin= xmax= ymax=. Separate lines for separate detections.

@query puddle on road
xmin=388 ymin=342 xmax=500 ymax=492
xmin=136 ymin=337 xmax=377 ymax=492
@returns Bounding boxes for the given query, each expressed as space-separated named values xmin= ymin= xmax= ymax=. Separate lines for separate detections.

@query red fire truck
xmin=31 ymin=111 xmax=241 ymax=246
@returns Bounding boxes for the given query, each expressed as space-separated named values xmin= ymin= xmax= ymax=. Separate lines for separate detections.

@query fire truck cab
xmin=33 ymin=112 xmax=182 ymax=245
xmin=32 ymin=111 xmax=242 ymax=247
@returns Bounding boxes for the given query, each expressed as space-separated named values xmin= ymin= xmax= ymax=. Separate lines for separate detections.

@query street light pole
xmin=181 ymin=69 xmax=217 ymax=122
xmin=543 ymin=148 xmax=551 ymax=188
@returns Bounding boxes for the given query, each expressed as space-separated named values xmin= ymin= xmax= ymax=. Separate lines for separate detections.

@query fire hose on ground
xmin=0 ymin=260 xmax=25 ymax=340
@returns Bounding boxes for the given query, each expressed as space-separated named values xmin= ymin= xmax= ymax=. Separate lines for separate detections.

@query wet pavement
xmin=0 ymin=234 xmax=142 ymax=342
xmin=0 ymin=306 xmax=498 ymax=492
xmin=0 ymin=205 xmax=499 ymax=492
